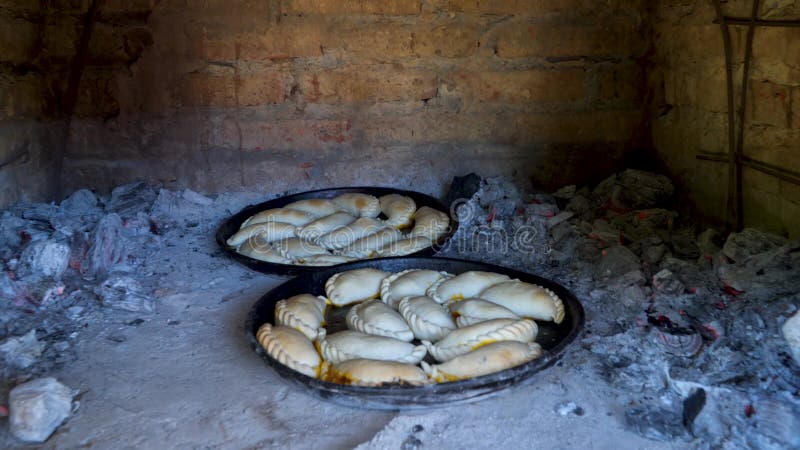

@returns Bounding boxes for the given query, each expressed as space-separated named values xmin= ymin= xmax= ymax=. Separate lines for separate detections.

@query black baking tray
xmin=216 ymin=187 xmax=457 ymax=276
xmin=245 ymin=256 xmax=585 ymax=410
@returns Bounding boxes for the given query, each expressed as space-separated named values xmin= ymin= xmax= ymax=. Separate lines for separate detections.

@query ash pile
xmin=441 ymin=170 xmax=800 ymax=449
xmin=0 ymin=181 xmax=224 ymax=441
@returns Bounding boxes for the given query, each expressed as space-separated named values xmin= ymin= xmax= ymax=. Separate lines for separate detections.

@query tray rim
xmin=245 ymin=256 xmax=585 ymax=410
xmin=216 ymin=186 xmax=458 ymax=276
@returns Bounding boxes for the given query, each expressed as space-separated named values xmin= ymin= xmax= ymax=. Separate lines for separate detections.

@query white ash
xmin=8 ymin=377 xmax=73 ymax=443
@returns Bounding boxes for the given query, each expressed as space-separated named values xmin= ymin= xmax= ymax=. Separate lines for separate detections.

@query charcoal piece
xmin=182 ymin=188 xmax=213 ymax=205
xmin=594 ymin=246 xmax=641 ymax=280
xmin=444 ymin=173 xmax=481 ymax=214
xmin=553 ymin=184 xmax=576 ymax=200
xmin=682 ymin=388 xmax=706 ymax=428
xmin=477 ymin=177 xmax=520 ymax=214
xmin=9 ymin=377 xmax=73 ymax=443
xmin=20 ymin=202 xmax=58 ymax=223
xmin=546 ymin=211 xmax=573 ymax=229
xmin=85 ymin=213 xmax=126 ymax=279
xmin=652 ymin=269 xmax=685 ymax=295
xmin=696 ymin=228 xmax=722 ymax=256
xmin=613 ymin=169 xmax=675 ymax=210
xmin=565 ymin=194 xmax=592 ymax=217
xmin=96 ymin=274 xmax=154 ymax=313
xmin=105 ymin=180 xmax=156 ymax=218
xmin=0 ymin=330 xmax=44 ymax=369
xmin=669 ymin=229 xmax=700 ymax=260
xmin=18 ymin=239 xmax=71 ymax=279
xmin=722 ymin=228 xmax=786 ymax=262
xmin=60 ymin=188 xmax=99 ymax=213
xmin=625 ymin=405 xmax=686 ymax=441
xmin=0 ymin=212 xmax=27 ymax=251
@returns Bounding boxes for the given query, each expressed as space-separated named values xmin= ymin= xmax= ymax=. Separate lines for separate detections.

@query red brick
xmin=219 ymin=118 xmax=353 ymax=151
xmin=73 ymin=71 xmax=120 ymax=119
xmin=363 ymin=114 xmax=498 ymax=144
xmin=0 ymin=75 xmax=45 ymax=119
xmin=496 ymin=20 xmax=644 ymax=59
xmin=341 ymin=21 xmax=479 ymax=59
xmin=284 ymin=0 xmax=421 ymax=15
xmin=749 ymin=80 xmax=791 ymax=128
xmin=302 ymin=69 xmax=437 ymax=103
xmin=451 ymin=70 xmax=585 ymax=103
xmin=793 ymin=88 xmax=800 ymax=130
xmin=177 ymin=74 xmax=236 ymax=107
xmin=202 ymin=20 xmax=326 ymax=61
xmin=237 ymin=72 xmax=289 ymax=106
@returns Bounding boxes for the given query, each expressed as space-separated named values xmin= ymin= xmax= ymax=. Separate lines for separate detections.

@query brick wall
xmin=57 ymin=0 xmax=648 ymax=197
xmin=650 ymin=0 xmax=800 ymax=238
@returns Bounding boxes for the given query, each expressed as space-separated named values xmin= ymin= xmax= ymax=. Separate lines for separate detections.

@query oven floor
xmin=0 ymin=190 xmax=682 ymax=449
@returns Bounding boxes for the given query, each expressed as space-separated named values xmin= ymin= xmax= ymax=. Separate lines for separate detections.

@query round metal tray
xmin=245 ymin=257 xmax=585 ymax=410
xmin=216 ymin=187 xmax=457 ymax=276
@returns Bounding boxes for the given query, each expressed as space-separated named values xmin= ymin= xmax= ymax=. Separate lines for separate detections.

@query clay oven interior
xmin=1 ymin=0 xmax=799 ymax=448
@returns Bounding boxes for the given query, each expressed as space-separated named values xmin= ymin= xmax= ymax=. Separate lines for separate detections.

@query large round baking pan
xmin=245 ymin=256 xmax=585 ymax=410
xmin=216 ymin=187 xmax=456 ymax=276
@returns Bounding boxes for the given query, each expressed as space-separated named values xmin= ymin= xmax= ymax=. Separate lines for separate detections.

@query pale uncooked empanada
xmin=376 ymin=236 xmax=433 ymax=257
xmin=427 ymin=271 xmax=510 ymax=304
xmin=380 ymin=269 xmax=451 ymax=309
xmin=449 ymin=298 xmax=520 ymax=327
xmin=332 ymin=193 xmax=381 ymax=218
xmin=410 ymin=206 xmax=449 ymax=241
xmin=296 ymin=212 xmax=356 ymax=241
xmin=227 ymin=221 xmax=296 ymax=247
xmin=274 ymin=294 xmax=327 ymax=339
xmin=317 ymin=330 xmax=426 ymax=364
xmin=273 ymin=238 xmax=329 ymax=262
xmin=325 ymin=268 xmax=390 ymax=306
xmin=256 ymin=323 xmax=321 ymax=378
xmin=422 ymin=341 xmax=543 ymax=383
xmin=242 ymin=208 xmax=316 ymax=228
xmin=323 ymin=359 xmax=428 ymax=386
xmin=337 ymin=227 xmax=402 ymax=259
xmin=398 ymin=296 xmax=456 ymax=342
xmin=423 ymin=318 xmax=537 ymax=362
xmin=299 ymin=254 xmax=357 ymax=266
xmin=379 ymin=194 xmax=417 ymax=228
xmin=284 ymin=198 xmax=342 ymax=218
xmin=346 ymin=300 xmax=414 ymax=341
xmin=479 ymin=281 xmax=566 ymax=324
xmin=237 ymin=240 xmax=292 ymax=264
xmin=317 ymin=217 xmax=385 ymax=250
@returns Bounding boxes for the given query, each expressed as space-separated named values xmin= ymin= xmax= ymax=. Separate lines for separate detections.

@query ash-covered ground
xmin=0 ymin=172 xmax=798 ymax=449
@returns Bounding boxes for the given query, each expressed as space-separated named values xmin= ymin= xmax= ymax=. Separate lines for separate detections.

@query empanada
xmin=410 ymin=206 xmax=449 ymax=241
xmin=317 ymin=217 xmax=385 ymax=250
xmin=227 ymin=221 xmax=296 ymax=247
xmin=317 ymin=330 xmax=426 ymax=364
xmin=423 ymin=318 xmax=537 ymax=362
xmin=380 ymin=269 xmax=451 ymax=309
xmin=479 ymin=281 xmax=565 ymax=324
xmin=237 ymin=240 xmax=292 ymax=264
xmin=323 ymin=359 xmax=428 ymax=386
xmin=379 ymin=194 xmax=416 ymax=228
xmin=242 ymin=208 xmax=316 ymax=228
xmin=376 ymin=236 xmax=433 ymax=257
xmin=273 ymin=238 xmax=329 ymax=262
xmin=284 ymin=199 xmax=341 ymax=218
xmin=422 ymin=341 xmax=543 ymax=383
xmin=332 ymin=193 xmax=381 ymax=218
xmin=449 ymin=298 xmax=520 ymax=327
xmin=325 ymin=268 xmax=390 ymax=306
xmin=299 ymin=254 xmax=357 ymax=266
xmin=346 ymin=300 xmax=414 ymax=341
xmin=337 ymin=227 xmax=402 ymax=259
xmin=274 ymin=294 xmax=327 ymax=339
xmin=296 ymin=212 xmax=356 ymax=241
xmin=398 ymin=296 xmax=456 ymax=342
xmin=427 ymin=271 xmax=510 ymax=304
xmin=256 ymin=324 xmax=321 ymax=378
